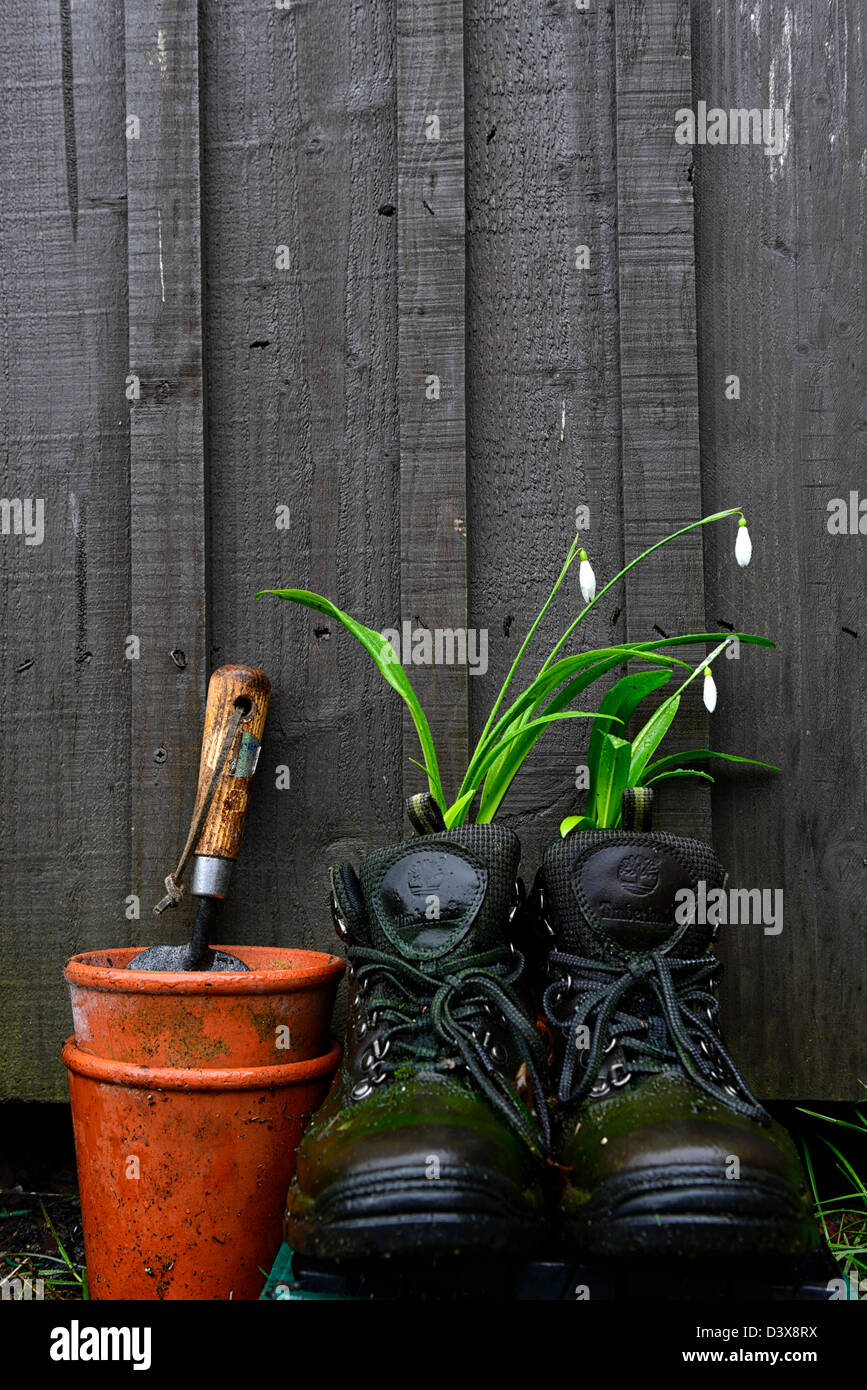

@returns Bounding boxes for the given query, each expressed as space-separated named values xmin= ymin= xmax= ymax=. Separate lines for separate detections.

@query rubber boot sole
xmin=286 ymin=1164 xmax=546 ymax=1260
xmin=562 ymin=1163 xmax=816 ymax=1260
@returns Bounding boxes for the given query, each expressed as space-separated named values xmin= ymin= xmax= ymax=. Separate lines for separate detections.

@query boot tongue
xmin=359 ymin=825 xmax=520 ymax=961
xmin=541 ymin=831 xmax=726 ymax=961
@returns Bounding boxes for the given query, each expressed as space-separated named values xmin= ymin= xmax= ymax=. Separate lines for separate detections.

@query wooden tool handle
xmin=191 ymin=665 xmax=270 ymax=862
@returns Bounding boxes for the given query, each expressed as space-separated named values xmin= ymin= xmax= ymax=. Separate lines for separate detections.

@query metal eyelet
xmin=723 ymin=1084 xmax=738 ymax=1098
xmin=536 ymin=888 xmax=556 ymax=939
xmin=604 ymin=1034 xmax=619 ymax=1054
xmin=507 ymin=879 xmax=525 ymax=926
xmin=609 ymin=1062 xmax=632 ymax=1088
xmin=699 ymin=1039 xmax=711 ymax=1057
xmin=371 ymin=1037 xmax=390 ymax=1061
xmin=330 ymin=891 xmax=351 ymax=942
xmin=590 ymin=1079 xmax=611 ymax=1098
xmin=488 ymin=1041 xmax=509 ymax=1066
xmin=351 ymin=1079 xmax=373 ymax=1100
xmin=357 ymin=1021 xmax=368 ymax=1038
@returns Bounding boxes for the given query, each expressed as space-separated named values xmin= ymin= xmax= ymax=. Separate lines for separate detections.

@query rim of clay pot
xmin=62 ymin=1035 xmax=342 ymax=1091
xmin=64 ymin=945 xmax=345 ymax=996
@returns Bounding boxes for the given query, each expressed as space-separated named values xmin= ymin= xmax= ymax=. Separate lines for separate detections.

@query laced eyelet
xmin=604 ymin=1034 xmax=618 ymax=1055
xmin=371 ymin=1037 xmax=390 ymax=1060
xmin=609 ymin=1062 xmax=632 ymax=1088
xmin=488 ymin=1041 xmax=509 ymax=1066
xmin=590 ymin=1079 xmax=611 ymax=1098
xmin=351 ymin=1079 xmax=373 ymax=1100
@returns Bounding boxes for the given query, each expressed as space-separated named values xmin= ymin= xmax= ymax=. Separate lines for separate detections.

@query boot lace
xmin=346 ymin=941 xmax=551 ymax=1153
xmin=543 ymin=947 xmax=768 ymax=1123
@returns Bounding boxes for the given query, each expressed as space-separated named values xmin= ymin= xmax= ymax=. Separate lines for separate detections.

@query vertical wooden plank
xmin=464 ymin=1 xmax=624 ymax=857
xmin=397 ymin=0 xmax=469 ymax=811
xmin=125 ymin=0 xmax=208 ymax=925
xmin=614 ymin=0 xmax=710 ymax=839
xmin=0 ymin=0 xmax=129 ymax=1097
xmin=201 ymin=0 xmax=402 ymax=952
xmin=694 ymin=0 xmax=866 ymax=1098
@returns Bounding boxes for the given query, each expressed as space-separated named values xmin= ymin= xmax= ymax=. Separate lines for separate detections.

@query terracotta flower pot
xmin=63 ymin=945 xmax=343 ymax=1301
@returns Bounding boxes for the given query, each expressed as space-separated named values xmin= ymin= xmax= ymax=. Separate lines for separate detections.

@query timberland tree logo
xmin=616 ymin=848 xmax=662 ymax=897
xmin=381 ymin=621 xmax=488 ymax=675
xmin=0 ymin=497 xmax=44 ymax=545
xmin=407 ymin=864 xmax=443 ymax=897
xmin=674 ymin=101 xmax=787 ymax=157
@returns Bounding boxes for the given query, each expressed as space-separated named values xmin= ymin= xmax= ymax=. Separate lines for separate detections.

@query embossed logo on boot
xmin=378 ymin=849 xmax=487 ymax=958
xmin=616 ymin=848 xmax=662 ymax=897
xmin=576 ymin=844 xmax=690 ymax=950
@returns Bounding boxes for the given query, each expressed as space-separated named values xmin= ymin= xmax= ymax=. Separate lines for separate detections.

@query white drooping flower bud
xmin=702 ymin=666 xmax=718 ymax=713
xmin=578 ymin=549 xmax=596 ymax=604
xmin=735 ymin=516 xmax=752 ymax=568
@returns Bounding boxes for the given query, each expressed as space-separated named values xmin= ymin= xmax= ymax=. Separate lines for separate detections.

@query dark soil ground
xmin=1 ymin=1102 xmax=86 ymax=1299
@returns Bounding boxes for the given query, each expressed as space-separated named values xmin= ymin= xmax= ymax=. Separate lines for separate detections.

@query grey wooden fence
xmin=1 ymin=0 xmax=863 ymax=1101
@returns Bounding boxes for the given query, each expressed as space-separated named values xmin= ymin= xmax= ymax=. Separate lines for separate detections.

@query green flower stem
xmin=538 ymin=509 xmax=742 ymax=676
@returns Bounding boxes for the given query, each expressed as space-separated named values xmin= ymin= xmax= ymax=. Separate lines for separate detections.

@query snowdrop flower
xmin=735 ymin=516 xmax=752 ymax=568
xmin=578 ymin=549 xmax=596 ymax=604
xmin=702 ymin=666 xmax=718 ymax=713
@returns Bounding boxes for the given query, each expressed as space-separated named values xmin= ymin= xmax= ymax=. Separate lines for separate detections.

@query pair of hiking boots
xmin=286 ymin=792 xmax=815 ymax=1261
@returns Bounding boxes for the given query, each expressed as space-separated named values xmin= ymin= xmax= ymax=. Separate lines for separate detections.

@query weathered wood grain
xmin=0 ymin=0 xmax=130 ymax=1098
xmin=200 ymin=0 xmax=402 ymax=958
xmin=125 ymin=0 xmax=208 ymax=938
xmin=614 ymin=0 xmax=711 ymax=842
xmin=397 ymin=0 xmax=469 ymax=811
xmin=463 ymin=0 xmax=625 ymax=865
xmin=693 ymin=0 xmax=867 ymax=1097
xmin=1 ymin=0 xmax=864 ymax=1103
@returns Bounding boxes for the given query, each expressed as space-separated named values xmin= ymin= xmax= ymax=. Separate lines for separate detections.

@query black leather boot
xmin=530 ymin=793 xmax=816 ymax=1259
xmin=285 ymin=811 xmax=551 ymax=1259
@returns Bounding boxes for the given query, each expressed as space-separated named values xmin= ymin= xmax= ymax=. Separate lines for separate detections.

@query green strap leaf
xmin=560 ymin=815 xmax=596 ymax=838
xmin=586 ymin=668 xmax=671 ymax=810
xmin=645 ymin=769 xmax=715 ymax=786
xmin=462 ymin=645 xmax=688 ymax=810
xmin=455 ymin=710 xmax=622 ymax=826
xmin=258 ymin=588 xmax=445 ymax=808
xmin=592 ymin=733 xmax=633 ymax=827
xmin=641 ymin=749 xmax=780 ymax=780
xmin=628 ymin=695 xmax=681 ymax=785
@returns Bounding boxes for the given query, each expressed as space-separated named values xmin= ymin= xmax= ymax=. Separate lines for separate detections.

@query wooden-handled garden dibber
xmin=127 ymin=664 xmax=271 ymax=972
